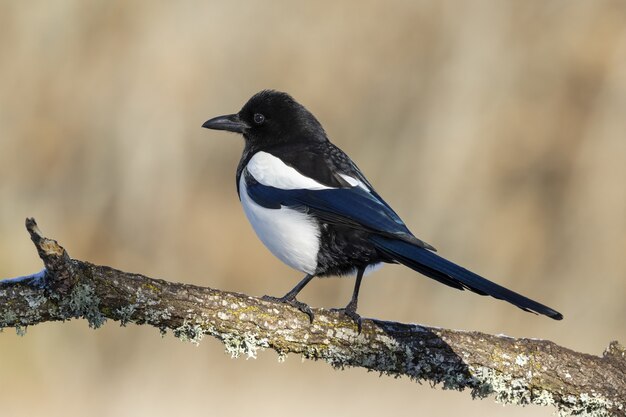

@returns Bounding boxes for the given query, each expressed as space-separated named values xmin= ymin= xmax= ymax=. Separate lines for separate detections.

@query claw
xmin=262 ymin=295 xmax=314 ymax=323
xmin=331 ymin=306 xmax=363 ymax=333
xmin=345 ymin=309 xmax=362 ymax=333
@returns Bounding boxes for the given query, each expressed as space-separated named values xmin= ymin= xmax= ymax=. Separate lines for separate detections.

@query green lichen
xmin=15 ymin=325 xmax=27 ymax=336
xmin=173 ymin=319 xmax=206 ymax=345
xmin=115 ymin=304 xmax=137 ymax=326
xmin=64 ymin=283 xmax=106 ymax=329
xmin=221 ymin=331 xmax=269 ymax=359
xmin=560 ymin=393 xmax=619 ymax=417
xmin=276 ymin=350 xmax=288 ymax=363
xmin=468 ymin=365 xmax=620 ymax=416
xmin=470 ymin=366 xmax=533 ymax=403
xmin=0 ymin=283 xmax=51 ymax=331
xmin=144 ymin=307 xmax=172 ymax=323
xmin=2 ymin=310 xmax=18 ymax=326
xmin=25 ymin=293 xmax=47 ymax=309
xmin=135 ymin=287 xmax=160 ymax=307
xmin=1 ymin=310 xmax=28 ymax=336
xmin=171 ymin=316 xmax=270 ymax=359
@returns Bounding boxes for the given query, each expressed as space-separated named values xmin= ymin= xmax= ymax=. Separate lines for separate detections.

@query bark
xmin=1 ymin=219 xmax=624 ymax=416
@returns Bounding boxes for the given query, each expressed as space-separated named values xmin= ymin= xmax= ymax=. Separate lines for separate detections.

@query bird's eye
xmin=253 ymin=113 xmax=265 ymax=124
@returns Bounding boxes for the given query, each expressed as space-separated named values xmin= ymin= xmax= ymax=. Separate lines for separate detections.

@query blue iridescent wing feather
xmin=243 ymin=171 xmax=420 ymax=245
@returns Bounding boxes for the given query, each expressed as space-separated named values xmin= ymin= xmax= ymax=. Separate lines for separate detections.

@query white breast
xmin=239 ymin=173 xmax=320 ymax=275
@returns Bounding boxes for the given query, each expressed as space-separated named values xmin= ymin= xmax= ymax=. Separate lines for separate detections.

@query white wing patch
xmin=338 ymin=173 xmax=369 ymax=191
xmin=239 ymin=174 xmax=320 ymax=275
xmin=247 ymin=151 xmax=331 ymax=190
xmin=247 ymin=151 xmax=368 ymax=192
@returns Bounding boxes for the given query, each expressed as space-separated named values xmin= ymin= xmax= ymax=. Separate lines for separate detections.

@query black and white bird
xmin=202 ymin=90 xmax=563 ymax=327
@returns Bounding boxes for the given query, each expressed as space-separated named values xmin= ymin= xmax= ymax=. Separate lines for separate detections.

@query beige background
xmin=1 ymin=1 xmax=625 ymax=416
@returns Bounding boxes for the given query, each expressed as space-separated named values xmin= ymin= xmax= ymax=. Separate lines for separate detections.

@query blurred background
xmin=1 ymin=1 xmax=625 ymax=416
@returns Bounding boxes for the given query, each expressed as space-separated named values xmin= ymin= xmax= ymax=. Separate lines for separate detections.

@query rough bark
xmin=1 ymin=219 xmax=624 ymax=416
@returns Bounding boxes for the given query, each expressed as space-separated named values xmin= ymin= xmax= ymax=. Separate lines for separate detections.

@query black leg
xmin=262 ymin=274 xmax=315 ymax=322
xmin=279 ymin=274 xmax=315 ymax=301
xmin=346 ymin=267 xmax=364 ymax=313
xmin=333 ymin=267 xmax=365 ymax=332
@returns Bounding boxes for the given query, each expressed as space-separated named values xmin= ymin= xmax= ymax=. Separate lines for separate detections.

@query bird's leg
xmin=262 ymin=274 xmax=315 ymax=322
xmin=333 ymin=267 xmax=365 ymax=332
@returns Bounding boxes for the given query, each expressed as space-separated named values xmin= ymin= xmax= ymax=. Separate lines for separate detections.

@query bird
xmin=202 ymin=90 xmax=563 ymax=328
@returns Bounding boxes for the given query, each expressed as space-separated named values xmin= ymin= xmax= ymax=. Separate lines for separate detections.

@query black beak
xmin=202 ymin=113 xmax=248 ymax=134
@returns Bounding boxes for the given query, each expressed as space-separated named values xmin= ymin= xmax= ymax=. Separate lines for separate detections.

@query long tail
xmin=370 ymin=235 xmax=563 ymax=320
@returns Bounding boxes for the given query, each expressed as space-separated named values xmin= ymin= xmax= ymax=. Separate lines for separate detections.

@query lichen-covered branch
xmin=1 ymin=219 xmax=624 ymax=416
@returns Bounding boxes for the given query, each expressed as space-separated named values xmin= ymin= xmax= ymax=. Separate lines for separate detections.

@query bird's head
xmin=202 ymin=90 xmax=326 ymax=146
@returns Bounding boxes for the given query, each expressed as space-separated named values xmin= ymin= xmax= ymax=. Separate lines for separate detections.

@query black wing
xmin=243 ymin=171 xmax=435 ymax=250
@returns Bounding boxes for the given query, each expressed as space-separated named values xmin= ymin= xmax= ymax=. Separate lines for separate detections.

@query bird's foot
xmin=262 ymin=295 xmax=314 ymax=323
xmin=331 ymin=304 xmax=362 ymax=333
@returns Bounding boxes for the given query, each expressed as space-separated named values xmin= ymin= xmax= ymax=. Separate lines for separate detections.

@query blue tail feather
xmin=370 ymin=235 xmax=563 ymax=320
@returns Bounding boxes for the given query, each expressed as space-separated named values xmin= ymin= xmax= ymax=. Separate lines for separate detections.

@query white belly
xmin=239 ymin=175 xmax=320 ymax=275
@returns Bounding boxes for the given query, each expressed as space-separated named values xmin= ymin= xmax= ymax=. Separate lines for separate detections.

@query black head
xmin=202 ymin=90 xmax=327 ymax=147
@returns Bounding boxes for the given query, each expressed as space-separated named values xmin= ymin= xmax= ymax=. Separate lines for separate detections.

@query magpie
xmin=202 ymin=90 xmax=563 ymax=328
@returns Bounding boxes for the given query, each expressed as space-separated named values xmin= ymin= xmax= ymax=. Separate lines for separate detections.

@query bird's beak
xmin=201 ymin=113 xmax=248 ymax=134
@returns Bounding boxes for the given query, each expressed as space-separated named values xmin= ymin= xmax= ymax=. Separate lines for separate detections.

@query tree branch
xmin=1 ymin=219 xmax=624 ymax=416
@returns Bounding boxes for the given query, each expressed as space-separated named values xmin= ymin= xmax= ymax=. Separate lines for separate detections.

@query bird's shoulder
xmin=247 ymin=141 xmax=365 ymax=189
